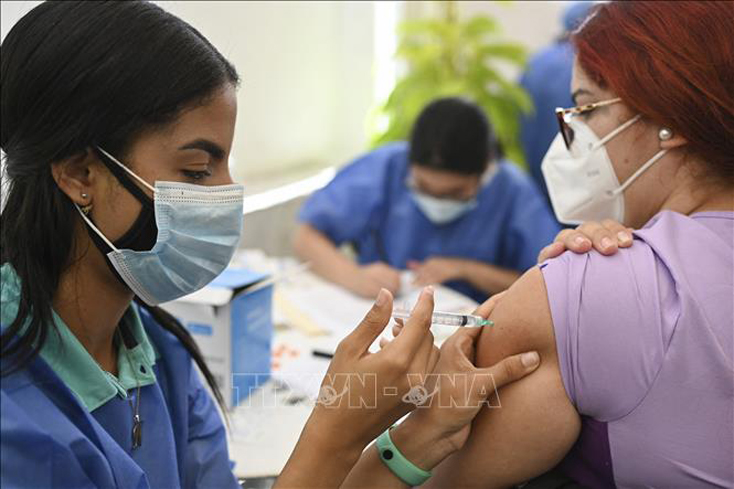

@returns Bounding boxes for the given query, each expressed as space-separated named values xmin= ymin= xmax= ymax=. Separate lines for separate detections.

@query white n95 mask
xmin=411 ymin=191 xmax=478 ymax=225
xmin=76 ymin=147 xmax=244 ymax=306
xmin=541 ymin=115 xmax=667 ymax=225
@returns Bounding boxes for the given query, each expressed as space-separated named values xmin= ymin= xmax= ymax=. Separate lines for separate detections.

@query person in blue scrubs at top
xmin=519 ymin=1 xmax=594 ymax=203
xmin=295 ymin=97 xmax=560 ymax=303
xmin=1 ymin=2 xmax=544 ymax=488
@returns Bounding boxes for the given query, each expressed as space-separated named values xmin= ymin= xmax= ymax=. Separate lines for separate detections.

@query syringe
xmin=392 ymin=309 xmax=493 ymax=327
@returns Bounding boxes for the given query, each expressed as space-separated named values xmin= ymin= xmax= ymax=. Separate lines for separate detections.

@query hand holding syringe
xmin=391 ymin=309 xmax=493 ymax=327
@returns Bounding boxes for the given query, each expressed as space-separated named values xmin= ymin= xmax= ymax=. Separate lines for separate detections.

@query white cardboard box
xmin=162 ymin=268 xmax=274 ymax=409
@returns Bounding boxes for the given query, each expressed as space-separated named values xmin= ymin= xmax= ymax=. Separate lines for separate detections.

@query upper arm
xmin=539 ymin=244 xmax=674 ymax=419
xmin=429 ymin=267 xmax=580 ymax=488
xmin=430 ymin=243 xmax=671 ymax=487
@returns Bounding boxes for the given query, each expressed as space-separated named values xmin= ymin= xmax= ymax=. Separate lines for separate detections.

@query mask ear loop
xmin=479 ymin=162 xmax=499 ymax=188
xmin=592 ymin=114 xmax=643 ymax=150
xmin=609 ymin=149 xmax=667 ymax=197
xmin=74 ymin=204 xmax=121 ymax=253
xmin=96 ymin=147 xmax=156 ymax=194
xmin=586 ymin=113 xmax=666 ymax=197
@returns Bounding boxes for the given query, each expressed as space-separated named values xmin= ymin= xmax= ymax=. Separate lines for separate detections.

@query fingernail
xmin=424 ymin=285 xmax=434 ymax=297
xmin=376 ymin=288 xmax=389 ymax=307
xmin=521 ymin=351 xmax=539 ymax=368
xmin=601 ymin=237 xmax=614 ymax=250
xmin=574 ymin=236 xmax=588 ymax=246
xmin=617 ymin=231 xmax=632 ymax=244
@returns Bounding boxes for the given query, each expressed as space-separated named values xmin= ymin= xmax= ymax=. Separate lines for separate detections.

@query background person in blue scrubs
xmin=519 ymin=1 xmax=594 ymax=204
xmin=295 ymin=98 xmax=560 ymax=302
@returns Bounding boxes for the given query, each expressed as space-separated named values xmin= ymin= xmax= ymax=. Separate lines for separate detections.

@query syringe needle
xmin=392 ymin=309 xmax=493 ymax=327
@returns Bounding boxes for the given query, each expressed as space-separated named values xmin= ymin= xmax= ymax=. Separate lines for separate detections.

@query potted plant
xmin=370 ymin=1 xmax=532 ymax=166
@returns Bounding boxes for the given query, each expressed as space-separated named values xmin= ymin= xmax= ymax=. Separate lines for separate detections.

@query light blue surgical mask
xmin=76 ymin=148 xmax=244 ymax=305
xmin=407 ymin=164 xmax=497 ymax=225
xmin=410 ymin=190 xmax=478 ymax=225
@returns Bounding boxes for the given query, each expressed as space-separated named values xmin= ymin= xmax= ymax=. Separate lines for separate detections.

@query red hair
xmin=573 ymin=1 xmax=734 ymax=183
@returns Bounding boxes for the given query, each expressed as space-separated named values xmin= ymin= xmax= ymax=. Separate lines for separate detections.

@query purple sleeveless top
xmin=541 ymin=211 xmax=734 ymax=488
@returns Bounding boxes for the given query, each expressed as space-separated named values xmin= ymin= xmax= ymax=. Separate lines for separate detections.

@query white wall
xmin=156 ymin=1 xmax=378 ymax=188
xmin=1 ymin=1 xmax=378 ymax=192
xmin=1 ymin=1 xmax=42 ymax=40
xmin=459 ymin=1 xmax=569 ymax=55
xmin=0 ymin=1 xmax=41 ymax=210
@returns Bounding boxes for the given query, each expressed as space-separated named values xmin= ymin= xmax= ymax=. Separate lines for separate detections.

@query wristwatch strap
xmin=376 ymin=427 xmax=432 ymax=486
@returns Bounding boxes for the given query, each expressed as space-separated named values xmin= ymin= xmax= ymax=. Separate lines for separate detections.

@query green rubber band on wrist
xmin=376 ymin=427 xmax=432 ymax=486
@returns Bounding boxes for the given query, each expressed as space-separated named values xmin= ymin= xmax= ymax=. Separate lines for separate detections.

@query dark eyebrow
xmin=571 ymin=88 xmax=593 ymax=106
xmin=178 ymin=139 xmax=225 ymax=160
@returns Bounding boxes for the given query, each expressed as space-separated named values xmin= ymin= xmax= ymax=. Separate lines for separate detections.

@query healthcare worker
xmin=0 ymin=2 xmax=543 ymax=488
xmin=295 ymin=98 xmax=560 ymax=303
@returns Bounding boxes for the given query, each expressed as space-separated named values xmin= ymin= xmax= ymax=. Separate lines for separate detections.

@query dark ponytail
xmin=1 ymin=1 xmax=239 ymax=412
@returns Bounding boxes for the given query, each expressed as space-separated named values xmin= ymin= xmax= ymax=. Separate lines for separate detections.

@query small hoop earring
xmin=659 ymin=128 xmax=673 ymax=141
xmin=80 ymin=204 xmax=93 ymax=215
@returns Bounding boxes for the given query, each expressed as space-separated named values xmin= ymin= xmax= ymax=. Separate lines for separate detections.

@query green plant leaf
xmin=398 ymin=19 xmax=449 ymax=39
xmin=478 ymin=43 xmax=528 ymax=65
xmin=370 ymin=3 xmax=531 ymax=165
xmin=461 ymin=16 xmax=499 ymax=39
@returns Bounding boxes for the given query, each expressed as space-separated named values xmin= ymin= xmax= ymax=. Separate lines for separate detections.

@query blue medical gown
xmin=0 ymin=307 xmax=239 ymax=489
xmin=298 ymin=142 xmax=560 ymax=302
xmin=520 ymin=41 xmax=575 ymax=202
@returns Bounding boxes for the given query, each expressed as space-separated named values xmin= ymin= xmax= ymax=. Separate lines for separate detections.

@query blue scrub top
xmin=1 ymin=306 xmax=239 ymax=489
xmin=519 ymin=40 xmax=575 ymax=203
xmin=298 ymin=142 xmax=560 ymax=302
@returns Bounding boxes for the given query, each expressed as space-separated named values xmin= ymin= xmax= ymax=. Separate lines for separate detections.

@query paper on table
xmin=227 ymin=382 xmax=312 ymax=478
xmin=269 ymin=330 xmax=331 ymax=399
xmin=277 ymin=270 xmax=479 ymax=347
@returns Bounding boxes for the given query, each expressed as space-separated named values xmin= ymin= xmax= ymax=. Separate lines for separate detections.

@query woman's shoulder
xmin=539 ymin=228 xmax=683 ymax=420
xmin=541 ymin=229 xmax=662 ymax=304
xmin=635 ymin=210 xmax=733 ymax=280
xmin=1 ymin=263 xmax=23 ymax=328
xmin=343 ymin=141 xmax=409 ymax=175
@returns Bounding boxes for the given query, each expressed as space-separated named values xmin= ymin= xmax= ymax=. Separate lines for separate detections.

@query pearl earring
xmin=659 ymin=128 xmax=673 ymax=141
xmin=80 ymin=193 xmax=92 ymax=215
